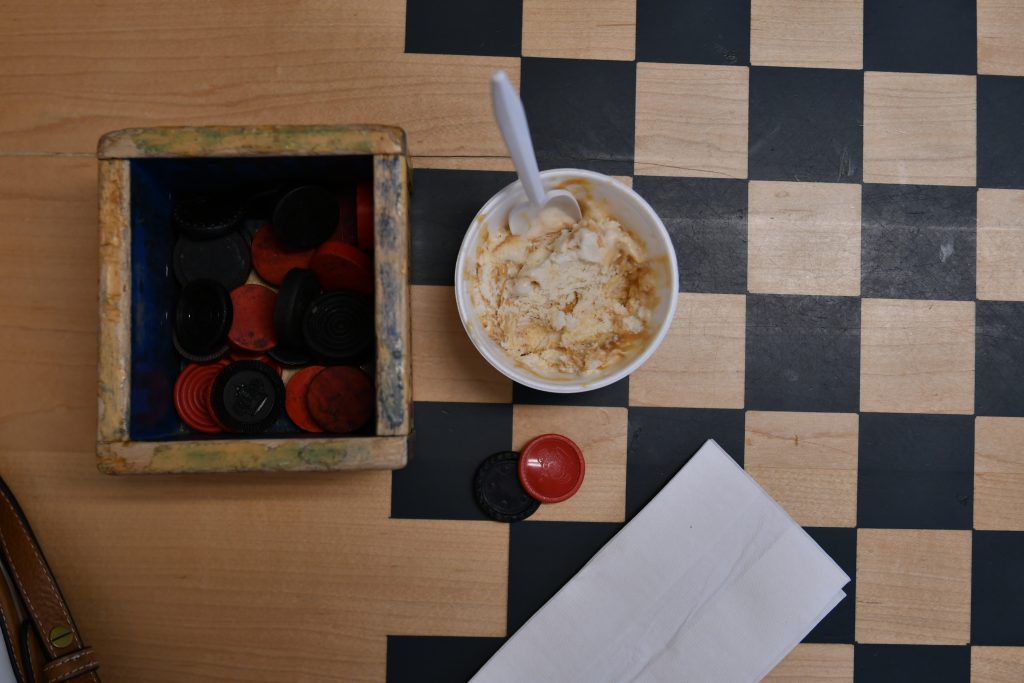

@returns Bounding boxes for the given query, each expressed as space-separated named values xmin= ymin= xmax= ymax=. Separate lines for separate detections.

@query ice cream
xmin=470 ymin=196 xmax=657 ymax=377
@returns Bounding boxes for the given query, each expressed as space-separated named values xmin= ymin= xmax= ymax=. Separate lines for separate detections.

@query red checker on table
xmin=518 ymin=433 xmax=586 ymax=504
xmin=174 ymin=361 xmax=229 ymax=433
xmin=310 ymin=241 xmax=374 ymax=295
xmin=251 ymin=224 xmax=315 ymax=286
xmin=228 ymin=284 xmax=278 ymax=353
xmin=305 ymin=366 xmax=373 ymax=434
xmin=285 ymin=365 xmax=327 ymax=433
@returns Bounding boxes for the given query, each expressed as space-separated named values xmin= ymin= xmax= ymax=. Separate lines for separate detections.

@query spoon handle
xmin=491 ymin=71 xmax=545 ymax=207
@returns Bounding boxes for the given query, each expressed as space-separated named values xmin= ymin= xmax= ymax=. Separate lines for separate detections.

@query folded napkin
xmin=471 ymin=439 xmax=850 ymax=683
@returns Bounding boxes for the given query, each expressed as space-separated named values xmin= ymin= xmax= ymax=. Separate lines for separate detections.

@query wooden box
xmin=96 ymin=126 xmax=411 ymax=475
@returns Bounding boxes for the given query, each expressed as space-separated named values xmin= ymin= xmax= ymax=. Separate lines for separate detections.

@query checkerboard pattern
xmin=392 ymin=1 xmax=1024 ymax=681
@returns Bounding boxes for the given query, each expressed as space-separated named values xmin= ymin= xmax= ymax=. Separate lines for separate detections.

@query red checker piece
xmin=310 ymin=241 xmax=373 ymax=295
xmin=251 ymin=224 xmax=315 ymax=286
xmin=285 ymin=365 xmax=327 ymax=433
xmin=228 ymin=284 xmax=278 ymax=353
xmin=305 ymin=366 xmax=373 ymax=434
xmin=518 ymin=433 xmax=586 ymax=504
xmin=356 ymin=181 xmax=373 ymax=251
xmin=174 ymin=361 xmax=229 ymax=433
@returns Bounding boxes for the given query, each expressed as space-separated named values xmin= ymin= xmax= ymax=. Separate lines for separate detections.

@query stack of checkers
xmin=170 ymin=183 xmax=377 ymax=435
xmin=474 ymin=434 xmax=586 ymax=523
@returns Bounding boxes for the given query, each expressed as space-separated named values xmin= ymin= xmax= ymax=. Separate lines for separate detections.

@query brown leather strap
xmin=42 ymin=648 xmax=98 ymax=683
xmin=0 ymin=479 xmax=99 ymax=680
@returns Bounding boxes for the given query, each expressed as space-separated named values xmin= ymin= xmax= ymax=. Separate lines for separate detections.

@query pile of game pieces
xmin=170 ymin=183 xmax=377 ymax=436
xmin=474 ymin=434 xmax=586 ymax=522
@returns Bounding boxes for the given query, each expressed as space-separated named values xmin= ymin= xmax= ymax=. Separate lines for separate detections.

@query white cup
xmin=454 ymin=169 xmax=679 ymax=393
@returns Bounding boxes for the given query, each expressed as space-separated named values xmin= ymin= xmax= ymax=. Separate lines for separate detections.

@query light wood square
xmin=978 ymin=189 xmax=1024 ymax=301
xmin=513 ymin=405 xmax=627 ymax=523
xmin=634 ymin=63 xmax=749 ymax=179
xmin=763 ymin=644 xmax=854 ymax=682
xmin=972 ymin=646 xmax=1024 ymax=683
xmin=975 ymin=417 xmax=1024 ymax=530
xmin=856 ymin=529 xmax=972 ymax=644
xmin=522 ymin=0 xmax=635 ymax=61
xmin=629 ymin=293 xmax=746 ymax=409
xmin=748 ymin=181 xmax=861 ymax=296
xmin=860 ymin=299 xmax=975 ymax=415
xmin=751 ymin=0 xmax=863 ymax=70
xmin=864 ymin=72 xmax=976 ymax=187
xmin=411 ymin=285 xmax=511 ymax=403
xmin=979 ymin=0 xmax=1024 ymax=76
xmin=745 ymin=411 xmax=858 ymax=527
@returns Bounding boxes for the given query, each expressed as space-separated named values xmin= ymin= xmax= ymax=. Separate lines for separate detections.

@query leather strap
xmin=0 ymin=478 xmax=99 ymax=681
xmin=42 ymin=648 xmax=98 ymax=683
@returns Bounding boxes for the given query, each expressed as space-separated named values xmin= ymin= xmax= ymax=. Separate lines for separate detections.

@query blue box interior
xmin=129 ymin=155 xmax=373 ymax=441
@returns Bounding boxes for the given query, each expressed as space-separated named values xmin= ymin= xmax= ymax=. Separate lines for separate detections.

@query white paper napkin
xmin=470 ymin=439 xmax=850 ymax=683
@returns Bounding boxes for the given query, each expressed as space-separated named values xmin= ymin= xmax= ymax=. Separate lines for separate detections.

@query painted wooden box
xmin=96 ymin=126 xmax=411 ymax=475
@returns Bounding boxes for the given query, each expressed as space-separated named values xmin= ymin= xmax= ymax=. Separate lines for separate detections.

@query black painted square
xmin=745 ymin=295 xmax=860 ymax=412
xmin=392 ymin=402 xmax=512 ymax=520
xmin=861 ymin=184 xmax=976 ymax=301
xmin=864 ymin=0 xmax=976 ymax=75
xmin=802 ymin=527 xmax=856 ymax=644
xmin=749 ymin=67 xmax=863 ymax=183
xmin=513 ymin=377 xmax=628 ymax=408
xmin=626 ymin=407 xmax=745 ymax=520
xmin=976 ymin=301 xmax=1024 ymax=417
xmin=386 ymin=636 xmax=505 ymax=683
xmin=507 ymin=521 xmax=622 ymax=634
xmin=636 ymin=0 xmax=750 ymax=66
xmin=411 ymin=169 xmax=516 ymax=286
xmin=973 ymin=531 xmax=1024 ymax=645
xmin=854 ymin=645 xmax=970 ymax=682
xmin=633 ymin=176 xmax=747 ymax=294
xmin=405 ymin=0 xmax=522 ymax=57
xmin=858 ymin=413 xmax=974 ymax=529
xmin=520 ymin=58 xmax=635 ymax=176
xmin=978 ymin=76 xmax=1024 ymax=190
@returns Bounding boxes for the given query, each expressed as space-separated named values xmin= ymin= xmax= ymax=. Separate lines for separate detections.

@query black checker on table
xmin=854 ymin=644 xmax=971 ymax=682
xmin=512 ymin=378 xmax=629 ymax=408
xmin=520 ymin=58 xmax=635 ymax=176
xmin=975 ymin=301 xmax=1024 ymax=417
xmin=507 ymin=522 xmax=622 ymax=634
xmin=626 ymin=408 xmax=744 ymax=520
xmin=387 ymin=636 xmax=505 ymax=683
xmin=972 ymin=531 xmax=1024 ymax=645
xmin=392 ymin=402 xmax=512 ymax=521
xmin=635 ymin=0 xmax=750 ymax=66
xmin=858 ymin=414 xmax=974 ymax=530
xmin=748 ymin=67 xmax=863 ymax=183
xmin=861 ymin=184 xmax=976 ymax=301
xmin=745 ymin=295 xmax=860 ymax=413
xmin=801 ymin=527 xmax=856 ymax=644
xmin=863 ymin=0 xmax=976 ymax=75
xmin=633 ymin=176 xmax=747 ymax=295
xmin=410 ymin=169 xmax=516 ymax=286
xmin=978 ymin=76 xmax=1024 ymax=190
xmin=404 ymin=0 xmax=521 ymax=57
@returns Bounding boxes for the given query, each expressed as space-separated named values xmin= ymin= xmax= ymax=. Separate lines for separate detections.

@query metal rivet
xmin=49 ymin=625 xmax=72 ymax=649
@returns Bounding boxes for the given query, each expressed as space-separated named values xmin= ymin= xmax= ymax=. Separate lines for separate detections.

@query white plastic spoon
xmin=491 ymin=70 xmax=582 ymax=237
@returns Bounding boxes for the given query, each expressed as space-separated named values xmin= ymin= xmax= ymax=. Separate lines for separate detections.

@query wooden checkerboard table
xmin=1 ymin=0 xmax=1024 ymax=681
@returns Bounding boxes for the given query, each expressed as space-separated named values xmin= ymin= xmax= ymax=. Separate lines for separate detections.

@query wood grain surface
xmin=0 ymin=2 xmax=519 ymax=677
xmin=856 ymin=529 xmax=972 ymax=645
xmin=863 ymin=72 xmax=977 ymax=187
xmin=751 ymin=0 xmax=863 ymax=70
